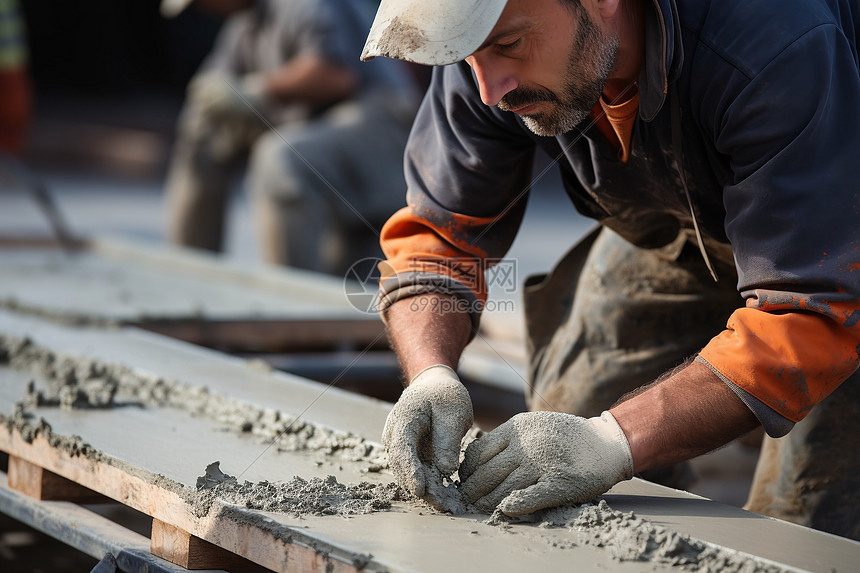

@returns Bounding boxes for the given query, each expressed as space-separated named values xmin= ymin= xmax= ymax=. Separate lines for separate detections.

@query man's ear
xmin=592 ymin=0 xmax=622 ymax=22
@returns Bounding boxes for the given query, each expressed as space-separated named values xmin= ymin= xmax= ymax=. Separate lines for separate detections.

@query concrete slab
xmin=0 ymin=309 xmax=390 ymax=442
xmin=0 ymin=237 xmax=369 ymax=323
xmin=0 ymin=312 xmax=857 ymax=572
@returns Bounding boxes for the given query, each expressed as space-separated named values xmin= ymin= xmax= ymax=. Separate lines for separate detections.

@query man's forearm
xmin=384 ymin=293 xmax=473 ymax=382
xmin=609 ymin=359 xmax=759 ymax=473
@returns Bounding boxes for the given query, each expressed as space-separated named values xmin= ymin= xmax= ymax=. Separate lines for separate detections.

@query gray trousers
xmin=524 ymin=226 xmax=860 ymax=540
xmin=164 ymin=92 xmax=415 ymax=275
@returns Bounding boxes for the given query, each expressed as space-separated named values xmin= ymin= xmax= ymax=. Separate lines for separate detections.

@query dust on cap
xmin=361 ymin=0 xmax=508 ymax=66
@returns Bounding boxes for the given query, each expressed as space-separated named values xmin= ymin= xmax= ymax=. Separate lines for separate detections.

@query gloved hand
xmin=186 ymin=71 xmax=268 ymax=119
xmin=382 ymin=365 xmax=473 ymax=504
xmin=459 ymin=410 xmax=633 ymax=516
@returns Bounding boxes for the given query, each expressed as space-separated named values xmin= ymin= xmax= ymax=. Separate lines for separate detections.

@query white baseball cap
xmin=160 ymin=0 xmax=194 ymax=18
xmin=361 ymin=0 xmax=508 ymax=66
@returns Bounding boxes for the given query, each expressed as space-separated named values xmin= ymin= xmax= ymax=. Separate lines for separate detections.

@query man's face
xmin=465 ymin=0 xmax=619 ymax=136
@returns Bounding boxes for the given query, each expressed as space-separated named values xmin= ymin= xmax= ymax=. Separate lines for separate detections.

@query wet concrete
xmin=192 ymin=461 xmax=403 ymax=519
xmin=1 ymin=334 xmax=388 ymax=469
xmin=0 ymin=330 xmax=854 ymax=572
xmin=0 ymin=334 xmax=409 ymax=524
xmin=490 ymin=500 xmax=788 ymax=572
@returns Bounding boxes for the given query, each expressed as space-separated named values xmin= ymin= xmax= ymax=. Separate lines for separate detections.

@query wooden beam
xmin=0 ymin=236 xmax=88 ymax=250
xmin=138 ymin=318 xmax=387 ymax=354
xmin=151 ymin=519 xmax=271 ymax=572
xmin=8 ymin=455 xmax=110 ymax=503
xmin=0 ymin=471 xmax=226 ymax=573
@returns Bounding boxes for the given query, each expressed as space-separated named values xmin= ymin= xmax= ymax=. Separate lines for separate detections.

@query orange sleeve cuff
xmin=378 ymin=207 xmax=493 ymax=304
xmin=700 ymin=307 xmax=860 ymax=422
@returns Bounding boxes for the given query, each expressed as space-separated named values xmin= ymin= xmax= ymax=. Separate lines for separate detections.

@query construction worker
xmin=362 ymin=0 xmax=860 ymax=540
xmin=162 ymin=0 xmax=419 ymax=274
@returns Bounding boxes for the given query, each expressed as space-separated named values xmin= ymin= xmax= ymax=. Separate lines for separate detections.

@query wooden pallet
xmin=0 ymin=458 xmax=231 ymax=573
xmin=0 ymin=446 xmax=348 ymax=573
xmin=0 ymin=465 xmax=228 ymax=573
xmin=0 ymin=418 xmax=386 ymax=572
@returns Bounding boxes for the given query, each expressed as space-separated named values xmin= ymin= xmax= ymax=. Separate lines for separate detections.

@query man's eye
xmin=497 ymin=38 xmax=522 ymax=51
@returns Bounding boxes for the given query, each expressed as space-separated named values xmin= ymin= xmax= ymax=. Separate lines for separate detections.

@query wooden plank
xmin=0 ymin=236 xmax=89 ymax=249
xmin=139 ymin=318 xmax=387 ymax=353
xmin=0 ymin=317 xmax=396 ymax=572
xmin=0 ymin=238 xmax=530 ymax=391
xmin=151 ymin=519 xmax=272 ymax=572
xmin=0 ymin=423 xmax=683 ymax=573
xmin=0 ymin=471 xmax=226 ymax=573
xmin=8 ymin=455 xmax=110 ymax=503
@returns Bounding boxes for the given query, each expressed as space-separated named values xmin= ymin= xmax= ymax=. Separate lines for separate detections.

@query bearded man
xmin=361 ymin=0 xmax=860 ymax=541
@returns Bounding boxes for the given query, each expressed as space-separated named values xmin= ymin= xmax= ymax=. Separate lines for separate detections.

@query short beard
xmin=498 ymin=7 xmax=618 ymax=136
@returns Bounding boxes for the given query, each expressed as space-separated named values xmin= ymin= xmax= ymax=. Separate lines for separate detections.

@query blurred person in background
xmin=0 ymin=0 xmax=30 ymax=156
xmin=162 ymin=0 xmax=420 ymax=274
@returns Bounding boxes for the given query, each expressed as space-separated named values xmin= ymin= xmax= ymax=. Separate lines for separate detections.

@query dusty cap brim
xmin=361 ymin=0 xmax=508 ymax=66
xmin=160 ymin=0 xmax=194 ymax=18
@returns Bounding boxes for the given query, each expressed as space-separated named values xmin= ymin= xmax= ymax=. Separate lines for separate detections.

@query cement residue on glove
xmin=460 ymin=411 xmax=633 ymax=516
xmin=382 ymin=365 xmax=474 ymax=513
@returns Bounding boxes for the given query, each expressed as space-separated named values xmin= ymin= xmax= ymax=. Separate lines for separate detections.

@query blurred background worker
xmin=0 ymin=0 xmax=30 ymax=157
xmin=162 ymin=0 xmax=420 ymax=274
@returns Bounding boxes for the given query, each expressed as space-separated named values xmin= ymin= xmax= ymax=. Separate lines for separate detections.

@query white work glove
xmin=460 ymin=411 xmax=633 ymax=516
xmin=382 ymin=365 xmax=473 ymax=504
xmin=187 ymin=71 xmax=268 ymax=119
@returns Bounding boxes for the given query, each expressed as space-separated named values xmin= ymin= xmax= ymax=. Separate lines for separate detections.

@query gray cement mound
xmin=489 ymin=500 xmax=789 ymax=572
xmin=192 ymin=461 xmax=404 ymax=518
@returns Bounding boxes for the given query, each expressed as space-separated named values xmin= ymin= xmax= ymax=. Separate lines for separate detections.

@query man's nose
xmin=466 ymin=55 xmax=518 ymax=107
